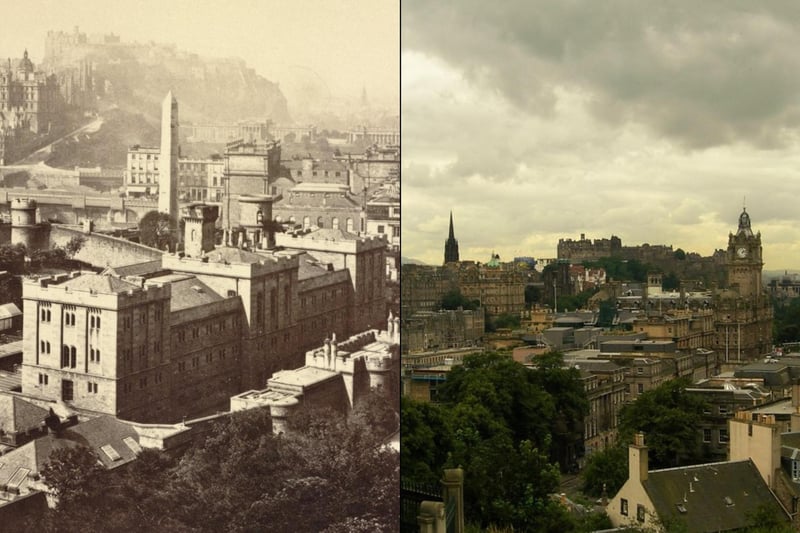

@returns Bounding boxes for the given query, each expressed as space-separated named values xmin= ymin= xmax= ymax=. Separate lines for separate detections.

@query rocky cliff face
xmin=44 ymin=33 xmax=290 ymax=124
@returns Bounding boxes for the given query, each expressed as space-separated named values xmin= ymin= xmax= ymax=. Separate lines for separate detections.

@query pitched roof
xmin=101 ymin=259 xmax=163 ymax=278
xmin=0 ymin=303 xmax=21 ymax=319
xmin=60 ymin=273 xmax=140 ymax=294
xmin=204 ymin=246 xmax=269 ymax=265
xmin=0 ymin=394 xmax=48 ymax=433
xmin=296 ymin=252 xmax=332 ymax=280
xmin=643 ymin=459 xmax=787 ymax=532
xmin=150 ymin=275 xmax=223 ymax=312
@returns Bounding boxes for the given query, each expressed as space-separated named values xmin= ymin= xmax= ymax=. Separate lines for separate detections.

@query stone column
xmin=442 ymin=468 xmax=465 ymax=533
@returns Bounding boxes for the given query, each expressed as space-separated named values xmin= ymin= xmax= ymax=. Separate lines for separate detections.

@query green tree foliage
xmin=400 ymin=397 xmax=453 ymax=485
xmin=662 ymin=272 xmax=680 ymax=291
xmin=581 ymin=444 xmax=629 ymax=497
xmin=492 ymin=312 xmax=521 ymax=329
xmin=532 ymin=352 xmax=590 ymax=471
xmin=32 ymin=403 xmax=397 ymax=532
xmin=673 ymin=248 xmax=686 ymax=261
xmin=597 ymin=300 xmax=617 ymax=328
xmin=744 ymin=503 xmax=793 ymax=532
xmin=618 ymin=378 xmax=710 ymax=468
xmin=440 ymin=288 xmax=479 ymax=311
xmin=139 ymin=210 xmax=175 ymax=250
xmin=404 ymin=351 xmax=589 ymax=531
xmin=584 ymin=257 xmax=650 ymax=283
xmin=773 ymin=297 xmax=800 ymax=343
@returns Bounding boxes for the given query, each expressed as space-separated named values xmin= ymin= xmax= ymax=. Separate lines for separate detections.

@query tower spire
xmin=449 ymin=211 xmax=455 ymax=239
xmin=444 ymin=211 xmax=459 ymax=264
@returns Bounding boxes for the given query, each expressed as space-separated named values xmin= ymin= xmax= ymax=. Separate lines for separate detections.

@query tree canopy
xmin=139 ymin=210 xmax=175 ymax=251
xmin=30 ymin=398 xmax=398 ymax=532
xmin=618 ymin=378 xmax=709 ymax=468
xmin=403 ymin=351 xmax=589 ymax=530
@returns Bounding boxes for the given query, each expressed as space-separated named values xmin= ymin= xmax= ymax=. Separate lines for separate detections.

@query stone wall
xmin=49 ymin=225 xmax=163 ymax=268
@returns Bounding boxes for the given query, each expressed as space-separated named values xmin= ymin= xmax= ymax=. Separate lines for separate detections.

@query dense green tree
xmin=673 ymin=248 xmax=686 ymax=261
xmin=492 ymin=312 xmax=521 ymax=329
xmin=440 ymin=288 xmax=479 ymax=311
xmin=407 ymin=351 xmax=590 ymax=530
xmin=581 ymin=444 xmax=629 ymax=497
xmin=532 ymin=352 xmax=590 ymax=471
xmin=618 ymin=378 xmax=710 ymax=468
xmin=400 ymin=397 xmax=453 ymax=485
xmin=773 ymin=297 xmax=800 ymax=343
xmin=662 ymin=272 xmax=680 ymax=291
xmin=440 ymin=352 xmax=555 ymax=448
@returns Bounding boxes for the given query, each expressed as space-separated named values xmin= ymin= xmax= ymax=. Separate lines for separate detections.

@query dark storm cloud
xmin=403 ymin=1 xmax=800 ymax=148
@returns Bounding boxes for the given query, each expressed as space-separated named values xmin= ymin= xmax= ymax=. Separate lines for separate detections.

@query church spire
xmin=444 ymin=211 xmax=460 ymax=264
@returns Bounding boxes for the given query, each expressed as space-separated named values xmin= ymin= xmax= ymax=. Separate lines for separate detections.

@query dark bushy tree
xmin=31 ymin=404 xmax=397 ymax=532
xmin=139 ymin=210 xmax=175 ymax=250
xmin=618 ymin=378 xmax=710 ymax=468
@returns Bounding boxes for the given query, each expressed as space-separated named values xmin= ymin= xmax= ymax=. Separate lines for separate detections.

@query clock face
xmin=736 ymin=246 xmax=748 ymax=258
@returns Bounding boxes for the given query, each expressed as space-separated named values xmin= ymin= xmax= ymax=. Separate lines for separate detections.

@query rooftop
xmin=644 ymin=459 xmax=786 ymax=532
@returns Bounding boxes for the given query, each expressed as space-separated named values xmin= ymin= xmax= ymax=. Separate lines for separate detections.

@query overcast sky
xmin=0 ymin=0 xmax=398 ymax=110
xmin=402 ymin=1 xmax=800 ymax=271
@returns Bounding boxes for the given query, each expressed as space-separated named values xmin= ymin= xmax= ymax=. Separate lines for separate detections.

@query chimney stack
xmin=630 ymin=432 xmax=649 ymax=483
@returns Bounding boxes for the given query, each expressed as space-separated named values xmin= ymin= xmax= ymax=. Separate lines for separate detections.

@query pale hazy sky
xmin=0 ymin=0 xmax=398 ymax=109
xmin=402 ymin=1 xmax=800 ymax=271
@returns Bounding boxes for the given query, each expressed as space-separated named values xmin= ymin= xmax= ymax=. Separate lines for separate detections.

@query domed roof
xmin=17 ymin=49 xmax=33 ymax=72
xmin=736 ymin=207 xmax=753 ymax=237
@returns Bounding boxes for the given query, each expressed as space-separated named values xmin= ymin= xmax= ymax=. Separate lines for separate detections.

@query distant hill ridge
xmin=43 ymin=29 xmax=290 ymax=124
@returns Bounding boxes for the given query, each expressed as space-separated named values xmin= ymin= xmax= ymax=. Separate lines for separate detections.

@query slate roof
xmin=0 ymin=394 xmax=48 ymax=433
xmin=0 ymin=303 xmax=20 ymax=320
xmin=60 ymin=273 xmax=140 ymax=294
xmin=152 ymin=275 xmax=223 ymax=312
xmin=0 ymin=416 xmax=142 ymax=502
xmin=296 ymin=252 xmax=331 ymax=281
xmin=304 ymin=228 xmax=360 ymax=241
xmin=204 ymin=246 xmax=270 ymax=265
xmin=101 ymin=259 xmax=163 ymax=278
xmin=643 ymin=459 xmax=787 ymax=532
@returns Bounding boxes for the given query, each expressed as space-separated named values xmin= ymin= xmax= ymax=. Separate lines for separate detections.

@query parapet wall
xmin=50 ymin=225 xmax=163 ymax=267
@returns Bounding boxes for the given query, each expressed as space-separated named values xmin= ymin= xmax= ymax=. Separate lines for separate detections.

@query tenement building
xmin=713 ymin=208 xmax=773 ymax=362
xmin=0 ymin=50 xmax=60 ymax=134
xmin=20 ymin=200 xmax=387 ymax=423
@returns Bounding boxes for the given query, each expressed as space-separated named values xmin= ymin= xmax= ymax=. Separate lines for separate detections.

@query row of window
xmin=176 ymin=317 xmax=235 ymax=342
xmin=40 ymin=307 xmax=101 ymax=329
xmin=703 ymin=428 xmax=729 ymax=444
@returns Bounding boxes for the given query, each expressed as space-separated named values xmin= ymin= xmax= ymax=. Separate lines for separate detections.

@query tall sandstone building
xmin=713 ymin=208 xmax=773 ymax=361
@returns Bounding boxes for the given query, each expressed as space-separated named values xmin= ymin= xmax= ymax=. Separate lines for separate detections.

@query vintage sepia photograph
xmin=0 ymin=1 xmax=399 ymax=530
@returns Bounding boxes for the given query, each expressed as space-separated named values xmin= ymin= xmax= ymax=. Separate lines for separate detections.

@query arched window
xmin=303 ymin=216 xmax=311 ymax=229
xmin=346 ymin=218 xmax=354 ymax=232
xmin=257 ymin=210 xmax=263 ymax=224
xmin=317 ymin=216 xmax=324 ymax=228
xmin=332 ymin=217 xmax=340 ymax=230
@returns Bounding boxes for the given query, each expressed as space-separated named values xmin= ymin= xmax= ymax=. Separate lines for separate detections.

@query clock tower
xmin=714 ymin=207 xmax=772 ymax=361
xmin=726 ymin=207 xmax=763 ymax=299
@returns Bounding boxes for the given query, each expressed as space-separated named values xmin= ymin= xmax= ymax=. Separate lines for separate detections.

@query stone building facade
xmin=19 ymin=201 xmax=387 ymax=423
xmin=713 ymin=208 xmax=773 ymax=361
xmin=402 ymin=307 xmax=485 ymax=355
xmin=0 ymin=50 xmax=60 ymax=135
